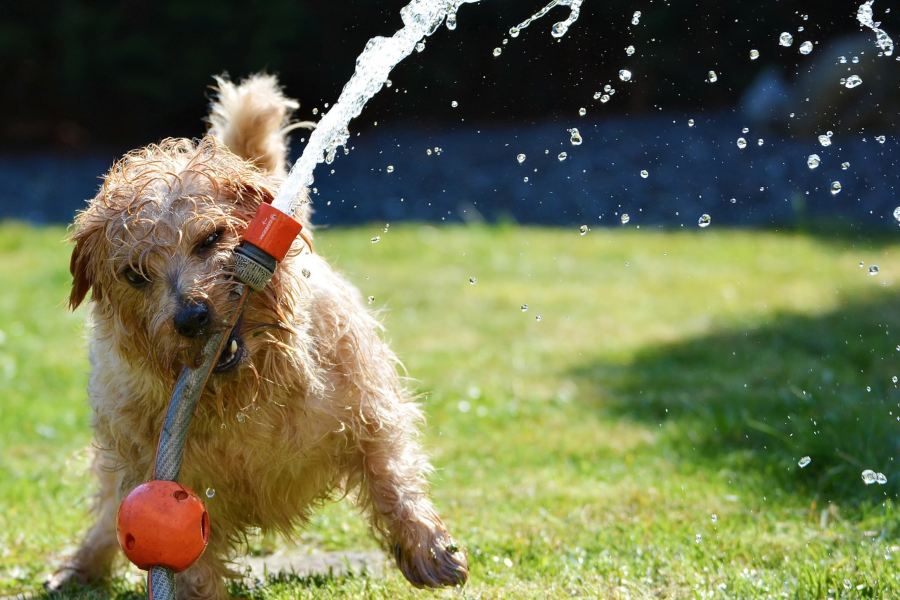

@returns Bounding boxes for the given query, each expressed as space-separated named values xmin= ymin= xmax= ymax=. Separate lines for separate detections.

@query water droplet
xmin=698 ymin=214 xmax=712 ymax=228
xmin=509 ymin=25 xmax=520 ymax=38
xmin=799 ymin=41 xmax=814 ymax=55
xmin=818 ymin=134 xmax=832 ymax=147
xmin=236 ymin=412 xmax=247 ymax=424
xmin=618 ymin=69 xmax=632 ymax=82
xmin=446 ymin=12 xmax=457 ymax=31
xmin=830 ymin=181 xmax=842 ymax=195
xmin=468 ymin=276 xmax=477 ymax=285
xmin=301 ymin=268 xmax=311 ymax=278
xmin=844 ymin=74 xmax=862 ymax=88
xmin=631 ymin=11 xmax=641 ymax=26
xmin=711 ymin=513 xmax=718 ymax=523
xmin=841 ymin=161 xmax=850 ymax=170
xmin=451 ymin=100 xmax=458 ymax=108
xmin=579 ymin=224 xmax=589 ymax=236
xmin=568 ymin=128 xmax=583 ymax=146
xmin=385 ymin=165 xmax=394 ymax=174
xmin=875 ymin=135 xmax=887 ymax=144
xmin=707 ymin=70 xmax=718 ymax=83
xmin=492 ymin=47 xmax=502 ymax=57
xmin=535 ymin=314 xmax=543 ymax=322
xmin=415 ymin=41 xmax=426 ymax=53
xmin=876 ymin=472 xmax=888 ymax=485
xmin=551 ymin=22 xmax=568 ymax=38
xmin=893 ymin=206 xmax=900 ymax=221
xmin=868 ymin=265 xmax=880 ymax=276
xmin=687 ymin=118 xmax=695 ymax=127
xmin=371 ymin=236 xmax=381 ymax=244
xmin=516 ymin=153 xmax=526 ymax=164
xmin=600 ymin=94 xmax=610 ymax=103
xmin=861 ymin=469 xmax=877 ymax=485
xmin=757 ymin=138 xmax=764 ymax=146
xmin=892 ymin=375 xmax=898 ymax=384
xmin=367 ymin=295 xmax=375 ymax=305
xmin=750 ymin=49 xmax=760 ymax=60
xmin=695 ymin=533 xmax=702 ymax=544
xmin=385 ymin=79 xmax=392 ymax=88
xmin=807 ymin=154 xmax=820 ymax=169
xmin=520 ymin=304 xmax=528 ymax=312
xmin=798 ymin=456 xmax=811 ymax=468
xmin=625 ymin=45 xmax=635 ymax=56
xmin=736 ymin=137 xmax=747 ymax=149
xmin=620 ymin=213 xmax=631 ymax=225
xmin=779 ymin=32 xmax=794 ymax=47
xmin=578 ymin=107 xmax=587 ymax=117
xmin=205 ymin=487 xmax=216 ymax=498
xmin=640 ymin=169 xmax=649 ymax=179
xmin=558 ymin=151 xmax=568 ymax=161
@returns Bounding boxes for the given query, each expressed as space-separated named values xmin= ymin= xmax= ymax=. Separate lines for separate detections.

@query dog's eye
xmin=196 ymin=229 xmax=223 ymax=254
xmin=121 ymin=267 xmax=150 ymax=288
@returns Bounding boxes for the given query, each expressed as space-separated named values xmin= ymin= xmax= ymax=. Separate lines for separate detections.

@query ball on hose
xmin=116 ymin=480 xmax=210 ymax=572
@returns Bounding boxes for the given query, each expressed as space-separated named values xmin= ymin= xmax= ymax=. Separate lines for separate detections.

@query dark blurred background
xmin=2 ymin=0 xmax=898 ymax=227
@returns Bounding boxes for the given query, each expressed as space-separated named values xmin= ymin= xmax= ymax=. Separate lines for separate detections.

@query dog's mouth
xmin=213 ymin=319 xmax=246 ymax=373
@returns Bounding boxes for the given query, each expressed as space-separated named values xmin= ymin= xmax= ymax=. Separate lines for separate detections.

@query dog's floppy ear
xmin=68 ymin=214 xmax=104 ymax=309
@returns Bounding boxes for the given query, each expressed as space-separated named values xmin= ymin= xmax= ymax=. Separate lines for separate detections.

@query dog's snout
xmin=174 ymin=300 xmax=211 ymax=338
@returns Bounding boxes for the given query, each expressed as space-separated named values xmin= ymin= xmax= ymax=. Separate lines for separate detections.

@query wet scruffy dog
xmin=48 ymin=75 xmax=467 ymax=598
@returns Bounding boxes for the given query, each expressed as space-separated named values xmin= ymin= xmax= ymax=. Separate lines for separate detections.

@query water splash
xmin=273 ymin=0 xmax=478 ymax=215
xmin=857 ymin=1 xmax=894 ymax=57
xmin=508 ymin=0 xmax=585 ymax=41
xmin=273 ymin=0 xmax=586 ymax=217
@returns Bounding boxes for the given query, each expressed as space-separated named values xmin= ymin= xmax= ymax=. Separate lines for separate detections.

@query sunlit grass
xmin=1 ymin=222 xmax=898 ymax=598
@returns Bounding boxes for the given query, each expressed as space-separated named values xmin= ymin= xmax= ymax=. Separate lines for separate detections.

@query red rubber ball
xmin=116 ymin=480 xmax=210 ymax=572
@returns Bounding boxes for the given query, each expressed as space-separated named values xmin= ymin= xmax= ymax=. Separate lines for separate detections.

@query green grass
xmin=1 ymin=222 xmax=899 ymax=599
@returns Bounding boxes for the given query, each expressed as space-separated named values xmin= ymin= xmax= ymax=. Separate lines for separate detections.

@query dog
xmin=47 ymin=74 xmax=468 ymax=598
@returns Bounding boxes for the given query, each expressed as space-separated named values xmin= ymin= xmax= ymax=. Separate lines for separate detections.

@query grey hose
xmin=147 ymin=287 xmax=250 ymax=600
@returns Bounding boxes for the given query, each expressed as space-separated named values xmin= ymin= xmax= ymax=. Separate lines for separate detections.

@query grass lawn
xmin=0 ymin=222 xmax=898 ymax=599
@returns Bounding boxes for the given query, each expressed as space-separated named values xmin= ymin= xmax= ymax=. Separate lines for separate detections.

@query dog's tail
xmin=208 ymin=74 xmax=312 ymax=176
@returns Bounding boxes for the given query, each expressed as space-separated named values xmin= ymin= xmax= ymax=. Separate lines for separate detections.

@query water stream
xmin=272 ymin=0 xmax=586 ymax=217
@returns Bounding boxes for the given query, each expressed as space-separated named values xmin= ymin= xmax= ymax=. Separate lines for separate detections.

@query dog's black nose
xmin=174 ymin=300 xmax=211 ymax=338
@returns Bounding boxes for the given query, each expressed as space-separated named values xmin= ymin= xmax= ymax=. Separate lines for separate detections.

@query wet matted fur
xmin=48 ymin=75 xmax=467 ymax=599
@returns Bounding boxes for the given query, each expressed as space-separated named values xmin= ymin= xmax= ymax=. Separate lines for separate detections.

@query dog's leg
xmin=355 ymin=407 xmax=468 ymax=588
xmin=332 ymin=315 xmax=468 ymax=588
xmin=46 ymin=451 xmax=121 ymax=591
xmin=175 ymin=550 xmax=230 ymax=600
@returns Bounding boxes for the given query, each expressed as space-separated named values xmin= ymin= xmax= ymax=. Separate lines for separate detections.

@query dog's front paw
xmin=44 ymin=565 xmax=91 ymax=593
xmin=394 ymin=530 xmax=468 ymax=588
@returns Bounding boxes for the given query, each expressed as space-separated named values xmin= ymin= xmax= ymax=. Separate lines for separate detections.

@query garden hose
xmin=120 ymin=202 xmax=304 ymax=600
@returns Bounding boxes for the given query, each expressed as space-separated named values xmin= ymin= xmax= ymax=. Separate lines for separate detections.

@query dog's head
xmin=69 ymin=136 xmax=299 ymax=381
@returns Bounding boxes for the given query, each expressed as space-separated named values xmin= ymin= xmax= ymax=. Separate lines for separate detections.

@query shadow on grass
xmin=34 ymin=571 xmax=371 ymax=599
xmin=570 ymin=290 xmax=900 ymax=505
xmin=39 ymin=585 xmax=144 ymax=600
xmin=230 ymin=570 xmax=373 ymax=598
